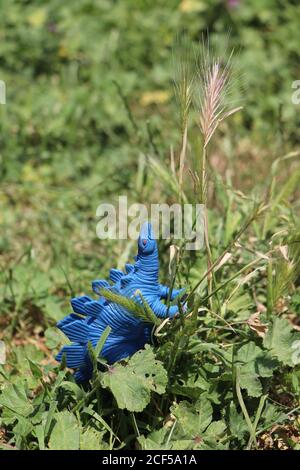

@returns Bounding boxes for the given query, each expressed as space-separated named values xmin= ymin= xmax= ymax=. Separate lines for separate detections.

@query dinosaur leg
xmin=150 ymin=299 xmax=179 ymax=319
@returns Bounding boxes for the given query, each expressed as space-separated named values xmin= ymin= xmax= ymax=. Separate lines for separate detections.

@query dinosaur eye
xmin=142 ymin=239 xmax=147 ymax=246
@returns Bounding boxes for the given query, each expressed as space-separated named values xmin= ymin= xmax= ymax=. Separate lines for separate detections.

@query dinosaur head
xmin=138 ymin=221 xmax=157 ymax=255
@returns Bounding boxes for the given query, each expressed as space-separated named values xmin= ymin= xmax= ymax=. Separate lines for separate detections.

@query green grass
xmin=0 ymin=0 xmax=300 ymax=451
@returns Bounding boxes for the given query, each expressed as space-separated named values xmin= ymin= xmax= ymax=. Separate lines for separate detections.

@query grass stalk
xmin=187 ymin=202 xmax=266 ymax=301
xmin=235 ymin=366 xmax=258 ymax=449
xmin=266 ymin=258 xmax=273 ymax=320
xmin=247 ymin=394 xmax=267 ymax=449
xmin=178 ymin=124 xmax=188 ymax=200
xmin=200 ymin=146 xmax=213 ymax=278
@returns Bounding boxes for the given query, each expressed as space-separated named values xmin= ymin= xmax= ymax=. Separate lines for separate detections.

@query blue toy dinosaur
xmin=55 ymin=221 xmax=184 ymax=382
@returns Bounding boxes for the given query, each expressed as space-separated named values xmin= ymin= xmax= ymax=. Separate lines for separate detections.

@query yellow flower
xmin=179 ymin=0 xmax=206 ymax=13
xmin=27 ymin=8 xmax=47 ymax=27
xmin=22 ymin=163 xmax=40 ymax=183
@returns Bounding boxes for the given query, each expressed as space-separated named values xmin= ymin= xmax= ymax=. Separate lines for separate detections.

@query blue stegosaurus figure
xmin=55 ymin=222 xmax=184 ymax=382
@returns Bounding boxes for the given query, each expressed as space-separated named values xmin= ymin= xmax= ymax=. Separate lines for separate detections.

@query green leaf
xmin=79 ymin=428 xmax=108 ymax=450
xmin=83 ymin=407 xmax=120 ymax=442
xmin=28 ymin=359 xmax=43 ymax=380
xmin=0 ymin=383 xmax=33 ymax=417
xmin=138 ymin=428 xmax=170 ymax=450
xmin=34 ymin=424 xmax=45 ymax=450
xmin=196 ymin=437 xmax=228 ymax=450
xmin=44 ymin=401 xmax=57 ymax=439
xmin=204 ymin=420 xmax=226 ymax=437
xmin=13 ymin=416 xmax=33 ymax=438
xmin=170 ymin=398 xmax=227 ymax=449
xmin=100 ymin=345 xmax=167 ymax=412
xmin=236 ymin=341 xmax=261 ymax=364
xmin=261 ymin=403 xmax=286 ymax=428
xmin=263 ymin=317 xmax=297 ymax=366
xmin=238 ymin=370 xmax=262 ymax=398
xmin=228 ymin=402 xmax=248 ymax=439
xmin=255 ymin=354 xmax=279 ymax=377
xmin=171 ymin=397 xmax=213 ymax=436
xmin=59 ymin=382 xmax=85 ymax=401
xmin=95 ymin=326 xmax=112 ymax=358
xmin=235 ymin=341 xmax=279 ymax=396
xmin=188 ymin=340 xmax=231 ymax=366
xmin=170 ymin=373 xmax=209 ymax=399
xmin=48 ymin=411 xmax=80 ymax=450
xmin=226 ymin=292 xmax=253 ymax=319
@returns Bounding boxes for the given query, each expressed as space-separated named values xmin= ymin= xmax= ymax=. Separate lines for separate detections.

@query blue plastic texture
xmin=55 ymin=222 xmax=184 ymax=382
